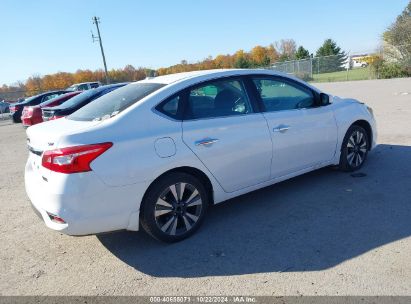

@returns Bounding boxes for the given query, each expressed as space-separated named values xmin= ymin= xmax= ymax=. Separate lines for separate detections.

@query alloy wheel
xmin=346 ymin=130 xmax=367 ymax=168
xmin=154 ymin=183 xmax=203 ymax=236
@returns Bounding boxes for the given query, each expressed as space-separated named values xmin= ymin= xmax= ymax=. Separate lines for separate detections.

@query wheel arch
xmin=348 ymin=119 xmax=373 ymax=150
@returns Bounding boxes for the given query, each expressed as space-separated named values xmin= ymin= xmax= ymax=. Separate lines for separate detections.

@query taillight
xmin=41 ymin=143 xmax=113 ymax=174
xmin=10 ymin=105 xmax=20 ymax=112
xmin=46 ymin=212 xmax=66 ymax=224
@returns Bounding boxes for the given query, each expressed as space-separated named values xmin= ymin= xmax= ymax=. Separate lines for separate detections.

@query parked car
xmin=66 ymin=82 xmax=101 ymax=91
xmin=25 ymin=69 xmax=377 ymax=242
xmin=9 ymin=91 xmax=68 ymax=123
xmin=0 ymin=100 xmax=10 ymax=113
xmin=21 ymin=91 xmax=81 ymax=127
xmin=42 ymin=83 xmax=128 ymax=121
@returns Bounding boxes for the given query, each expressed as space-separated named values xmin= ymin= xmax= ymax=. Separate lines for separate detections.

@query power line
xmin=92 ymin=16 xmax=110 ymax=84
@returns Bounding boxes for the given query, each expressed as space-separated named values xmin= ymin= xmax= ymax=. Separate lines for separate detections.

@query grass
xmin=311 ymin=67 xmax=373 ymax=83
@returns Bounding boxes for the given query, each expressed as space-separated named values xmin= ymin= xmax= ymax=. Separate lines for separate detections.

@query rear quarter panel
xmin=55 ymin=102 xmax=227 ymax=205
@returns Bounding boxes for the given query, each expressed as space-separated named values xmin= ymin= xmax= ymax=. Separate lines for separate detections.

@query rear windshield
xmin=20 ymin=94 xmax=40 ymax=104
xmin=68 ymin=83 xmax=165 ymax=121
xmin=60 ymin=89 xmax=97 ymax=108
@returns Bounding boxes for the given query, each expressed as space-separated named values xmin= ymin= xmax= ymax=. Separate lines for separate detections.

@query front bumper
xmin=370 ymin=116 xmax=378 ymax=150
xmin=25 ymin=153 xmax=148 ymax=235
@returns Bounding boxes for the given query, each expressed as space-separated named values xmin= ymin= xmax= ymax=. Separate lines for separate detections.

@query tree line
xmin=2 ymin=0 xmax=410 ymax=101
xmin=370 ymin=1 xmax=411 ymax=78
xmin=0 ymin=66 xmax=156 ymax=100
xmin=0 ymin=38 xmax=346 ymax=101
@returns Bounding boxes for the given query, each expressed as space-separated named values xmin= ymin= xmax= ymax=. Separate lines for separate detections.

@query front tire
xmin=140 ymin=172 xmax=209 ymax=243
xmin=339 ymin=125 xmax=369 ymax=171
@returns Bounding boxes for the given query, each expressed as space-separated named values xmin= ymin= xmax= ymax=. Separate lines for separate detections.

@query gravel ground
xmin=0 ymin=78 xmax=410 ymax=296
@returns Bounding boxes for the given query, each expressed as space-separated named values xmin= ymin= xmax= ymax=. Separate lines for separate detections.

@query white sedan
xmin=25 ymin=69 xmax=377 ymax=242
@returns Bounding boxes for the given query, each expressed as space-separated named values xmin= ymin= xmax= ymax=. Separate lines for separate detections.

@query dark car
xmin=21 ymin=91 xmax=81 ymax=127
xmin=9 ymin=91 xmax=68 ymax=123
xmin=42 ymin=83 xmax=129 ymax=121
xmin=0 ymin=101 xmax=10 ymax=113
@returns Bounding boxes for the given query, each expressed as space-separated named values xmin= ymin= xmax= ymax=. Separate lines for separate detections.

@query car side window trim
xmin=243 ymin=76 xmax=264 ymax=113
xmin=249 ymin=75 xmax=320 ymax=112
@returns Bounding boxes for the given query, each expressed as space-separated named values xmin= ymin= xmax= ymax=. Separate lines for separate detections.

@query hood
xmin=26 ymin=117 xmax=101 ymax=152
xmin=331 ymin=95 xmax=361 ymax=105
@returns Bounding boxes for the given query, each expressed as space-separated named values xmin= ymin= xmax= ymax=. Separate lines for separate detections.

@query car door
xmin=250 ymin=76 xmax=338 ymax=178
xmin=182 ymin=77 xmax=272 ymax=193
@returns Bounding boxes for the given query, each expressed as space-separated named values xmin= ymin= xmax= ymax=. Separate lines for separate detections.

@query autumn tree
xmin=383 ymin=1 xmax=411 ymax=65
xmin=25 ymin=75 xmax=43 ymax=95
xmin=266 ymin=44 xmax=279 ymax=64
xmin=214 ymin=54 xmax=233 ymax=68
xmin=233 ymin=50 xmax=251 ymax=68
xmin=74 ymin=70 xmax=94 ymax=83
xmin=250 ymin=45 xmax=270 ymax=67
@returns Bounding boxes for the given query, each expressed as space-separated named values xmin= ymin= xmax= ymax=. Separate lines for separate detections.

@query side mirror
xmin=320 ymin=93 xmax=331 ymax=106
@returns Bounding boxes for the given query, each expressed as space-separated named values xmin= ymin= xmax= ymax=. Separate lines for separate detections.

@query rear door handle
xmin=273 ymin=125 xmax=290 ymax=133
xmin=195 ymin=138 xmax=219 ymax=146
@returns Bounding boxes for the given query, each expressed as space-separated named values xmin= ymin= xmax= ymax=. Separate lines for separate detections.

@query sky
xmin=1 ymin=0 xmax=409 ymax=85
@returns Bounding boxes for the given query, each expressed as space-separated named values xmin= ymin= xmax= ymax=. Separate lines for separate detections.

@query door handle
xmin=273 ymin=125 xmax=290 ymax=133
xmin=195 ymin=138 xmax=219 ymax=146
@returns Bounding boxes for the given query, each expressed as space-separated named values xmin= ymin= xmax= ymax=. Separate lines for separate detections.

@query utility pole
xmin=92 ymin=16 xmax=109 ymax=84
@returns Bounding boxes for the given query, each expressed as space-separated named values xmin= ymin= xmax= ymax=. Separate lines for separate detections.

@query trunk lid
xmin=26 ymin=118 xmax=102 ymax=152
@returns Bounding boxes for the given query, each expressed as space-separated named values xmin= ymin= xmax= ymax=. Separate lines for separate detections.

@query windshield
xmin=68 ymin=83 xmax=165 ymax=121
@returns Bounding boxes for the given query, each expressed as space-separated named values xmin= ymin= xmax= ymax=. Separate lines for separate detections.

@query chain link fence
xmin=270 ymin=54 xmax=371 ymax=82
xmin=269 ymin=44 xmax=411 ymax=82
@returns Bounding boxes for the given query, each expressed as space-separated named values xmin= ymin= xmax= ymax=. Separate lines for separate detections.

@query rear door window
xmin=184 ymin=79 xmax=252 ymax=120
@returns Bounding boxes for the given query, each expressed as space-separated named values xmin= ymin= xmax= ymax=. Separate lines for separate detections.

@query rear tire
xmin=339 ymin=125 xmax=369 ymax=172
xmin=140 ymin=172 xmax=209 ymax=243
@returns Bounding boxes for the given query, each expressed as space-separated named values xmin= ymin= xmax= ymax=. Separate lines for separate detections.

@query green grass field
xmin=311 ymin=67 xmax=373 ymax=82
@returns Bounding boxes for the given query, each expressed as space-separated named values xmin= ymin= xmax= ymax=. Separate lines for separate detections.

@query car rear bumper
xmin=25 ymin=153 xmax=148 ymax=235
xmin=22 ymin=117 xmax=33 ymax=127
xmin=22 ymin=117 xmax=42 ymax=127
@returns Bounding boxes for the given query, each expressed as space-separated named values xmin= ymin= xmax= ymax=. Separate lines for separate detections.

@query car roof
xmin=70 ymin=82 xmax=100 ymax=86
xmin=20 ymin=90 xmax=68 ymax=103
xmin=98 ymin=82 xmax=129 ymax=90
xmin=136 ymin=69 xmax=321 ymax=93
